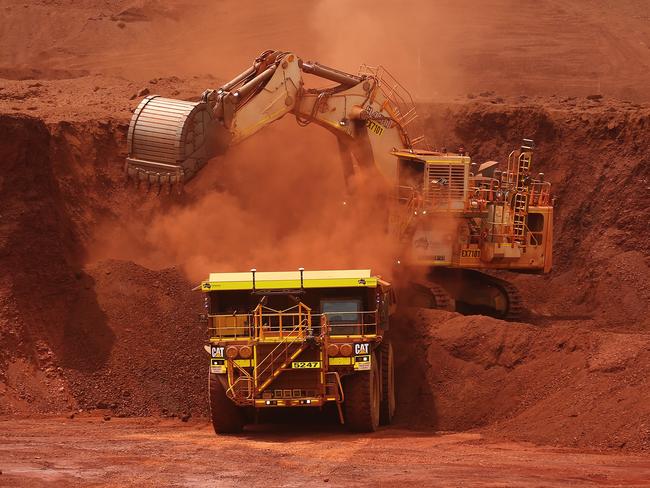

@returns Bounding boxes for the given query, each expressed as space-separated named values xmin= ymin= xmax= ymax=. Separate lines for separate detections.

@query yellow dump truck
xmin=199 ymin=268 xmax=396 ymax=433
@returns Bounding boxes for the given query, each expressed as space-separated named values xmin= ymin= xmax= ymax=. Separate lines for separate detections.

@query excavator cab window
xmin=397 ymin=157 xmax=425 ymax=202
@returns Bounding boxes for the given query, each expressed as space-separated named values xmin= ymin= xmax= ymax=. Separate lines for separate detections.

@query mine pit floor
xmin=1 ymin=416 xmax=649 ymax=487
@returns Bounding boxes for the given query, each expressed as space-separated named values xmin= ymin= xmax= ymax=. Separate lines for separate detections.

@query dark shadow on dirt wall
xmin=0 ymin=114 xmax=114 ymax=372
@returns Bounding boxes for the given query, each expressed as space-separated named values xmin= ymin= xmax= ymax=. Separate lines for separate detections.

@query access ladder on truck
xmin=224 ymin=301 xmax=344 ymax=417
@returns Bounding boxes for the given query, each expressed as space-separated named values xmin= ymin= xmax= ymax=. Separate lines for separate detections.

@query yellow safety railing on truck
xmin=253 ymin=302 xmax=312 ymax=340
xmin=208 ymin=308 xmax=379 ymax=340
xmin=319 ymin=311 xmax=378 ymax=337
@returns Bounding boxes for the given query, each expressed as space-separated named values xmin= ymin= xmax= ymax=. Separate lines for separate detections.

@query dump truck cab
xmin=199 ymin=269 xmax=396 ymax=433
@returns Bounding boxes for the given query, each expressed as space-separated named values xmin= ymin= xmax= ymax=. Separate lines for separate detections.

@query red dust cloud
xmin=91 ymin=118 xmax=398 ymax=282
xmin=86 ymin=1 xmax=467 ymax=282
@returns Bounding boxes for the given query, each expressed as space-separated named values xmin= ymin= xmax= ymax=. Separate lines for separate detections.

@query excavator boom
xmin=126 ymin=50 xmax=423 ymax=187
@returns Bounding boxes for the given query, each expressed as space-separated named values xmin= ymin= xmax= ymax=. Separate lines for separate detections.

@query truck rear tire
xmin=343 ymin=352 xmax=380 ymax=432
xmin=208 ymin=373 xmax=244 ymax=434
xmin=379 ymin=341 xmax=396 ymax=425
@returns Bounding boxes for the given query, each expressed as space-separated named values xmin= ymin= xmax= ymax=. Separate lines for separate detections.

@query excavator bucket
xmin=126 ymin=95 xmax=224 ymax=188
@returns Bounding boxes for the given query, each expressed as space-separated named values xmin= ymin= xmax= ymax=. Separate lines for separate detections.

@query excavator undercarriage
xmin=429 ymin=269 xmax=524 ymax=321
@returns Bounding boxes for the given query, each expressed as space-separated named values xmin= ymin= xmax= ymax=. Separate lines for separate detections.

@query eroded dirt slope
xmin=0 ymin=114 xmax=79 ymax=413
xmin=0 ymin=114 xmax=205 ymax=417
xmin=63 ymin=260 xmax=205 ymax=418
xmin=393 ymin=309 xmax=650 ymax=451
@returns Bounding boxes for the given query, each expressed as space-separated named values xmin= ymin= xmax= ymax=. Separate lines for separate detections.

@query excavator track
xmin=471 ymin=273 xmax=525 ymax=321
xmin=406 ymin=281 xmax=455 ymax=311
xmin=428 ymin=283 xmax=454 ymax=311
xmin=429 ymin=269 xmax=525 ymax=322
xmin=495 ymin=278 xmax=525 ymax=322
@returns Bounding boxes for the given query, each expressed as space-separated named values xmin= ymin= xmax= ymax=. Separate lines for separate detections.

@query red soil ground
xmin=1 ymin=1 xmax=650 ymax=484
xmin=2 ymin=417 xmax=650 ymax=487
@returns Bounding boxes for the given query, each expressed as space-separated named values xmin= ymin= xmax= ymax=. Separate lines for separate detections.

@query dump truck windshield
xmin=321 ymin=299 xmax=362 ymax=323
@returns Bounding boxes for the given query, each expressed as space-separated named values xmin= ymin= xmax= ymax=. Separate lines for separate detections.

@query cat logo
xmin=354 ymin=343 xmax=369 ymax=355
xmin=211 ymin=346 xmax=224 ymax=358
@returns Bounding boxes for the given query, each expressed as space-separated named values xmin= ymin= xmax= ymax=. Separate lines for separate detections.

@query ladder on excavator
xmin=508 ymin=140 xmax=534 ymax=243
xmin=359 ymin=63 xmax=429 ymax=149
xmin=512 ymin=192 xmax=528 ymax=242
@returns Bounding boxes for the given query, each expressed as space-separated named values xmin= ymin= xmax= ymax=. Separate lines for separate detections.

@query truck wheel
xmin=208 ymin=373 xmax=244 ymax=434
xmin=379 ymin=341 xmax=396 ymax=425
xmin=343 ymin=352 xmax=380 ymax=432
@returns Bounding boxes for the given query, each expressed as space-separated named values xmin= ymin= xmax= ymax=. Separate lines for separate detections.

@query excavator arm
xmin=126 ymin=50 xmax=424 ymax=188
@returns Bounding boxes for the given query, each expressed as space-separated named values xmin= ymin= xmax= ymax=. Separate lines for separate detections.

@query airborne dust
xmin=93 ymin=119 xmax=397 ymax=281
xmin=89 ymin=0 xmax=463 ymax=282
xmin=2 ymin=0 xmax=650 ymax=463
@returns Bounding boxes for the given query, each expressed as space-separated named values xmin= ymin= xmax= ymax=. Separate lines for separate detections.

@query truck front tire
xmin=343 ymin=352 xmax=380 ymax=432
xmin=208 ymin=373 xmax=244 ymax=434
xmin=379 ymin=341 xmax=396 ymax=425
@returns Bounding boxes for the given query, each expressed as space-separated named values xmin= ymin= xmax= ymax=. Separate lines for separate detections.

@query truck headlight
xmin=339 ymin=343 xmax=353 ymax=357
xmin=327 ymin=344 xmax=340 ymax=357
xmin=239 ymin=345 xmax=252 ymax=359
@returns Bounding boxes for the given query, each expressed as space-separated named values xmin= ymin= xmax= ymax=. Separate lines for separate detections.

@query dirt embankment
xmin=1 ymin=99 xmax=649 ymax=451
xmin=0 ymin=115 xmax=205 ymax=418
xmin=63 ymin=260 xmax=205 ymax=418
xmin=0 ymin=114 xmax=81 ymax=413
xmin=392 ymin=309 xmax=650 ymax=451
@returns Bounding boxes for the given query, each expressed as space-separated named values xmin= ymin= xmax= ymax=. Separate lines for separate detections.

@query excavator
xmin=125 ymin=49 xmax=553 ymax=320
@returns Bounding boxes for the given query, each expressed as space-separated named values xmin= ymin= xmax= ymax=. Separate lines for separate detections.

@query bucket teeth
xmin=124 ymin=164 xmax=183 ymax=194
